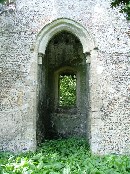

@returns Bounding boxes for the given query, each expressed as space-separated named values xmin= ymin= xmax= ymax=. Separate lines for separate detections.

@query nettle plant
xmin=0 ymin=138 xmax=130 ymax=174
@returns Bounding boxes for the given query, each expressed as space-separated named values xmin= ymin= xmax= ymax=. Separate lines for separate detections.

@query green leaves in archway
xmin=59 ymin=75 xmax=76 ymax=107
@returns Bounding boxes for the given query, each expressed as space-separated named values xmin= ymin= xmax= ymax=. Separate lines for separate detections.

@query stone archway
xmin=36 ymin=18 xmax=95 ymax=54
xmin=35 ymin=18 xmax=96 ymax=144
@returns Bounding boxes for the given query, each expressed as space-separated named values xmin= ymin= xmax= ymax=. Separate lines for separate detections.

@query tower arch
xmin=35 ymin=18 xmax=96 ymax=144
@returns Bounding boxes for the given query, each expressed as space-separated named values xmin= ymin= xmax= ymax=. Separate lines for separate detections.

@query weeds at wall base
xmin=0 ymin=138 xmax=130 ymax=174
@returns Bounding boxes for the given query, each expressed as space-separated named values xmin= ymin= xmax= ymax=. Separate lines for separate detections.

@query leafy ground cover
xmin=0 ymin=138 xmax=130 ymax=174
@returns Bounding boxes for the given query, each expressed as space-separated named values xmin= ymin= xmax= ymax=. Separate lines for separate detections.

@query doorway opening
xmin=37 ymin=30 xmax=89 ymax=141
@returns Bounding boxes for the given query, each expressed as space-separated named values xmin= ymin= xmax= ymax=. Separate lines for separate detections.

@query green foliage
xmin=59 ymin=75 xmax=76 ymax=107
xmin=0 ymin=138 xmax=130 ymax=174
xmin=0 ymin=0 xmax=4 ymax=3
xmin=0 ymin=0 xmax=8 ymax=4
xmin=111 ymin=0 xmax=130 ymax=20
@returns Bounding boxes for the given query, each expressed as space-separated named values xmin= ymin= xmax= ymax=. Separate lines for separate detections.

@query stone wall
xmin=0 ymin=0 xmax=129 ymax=154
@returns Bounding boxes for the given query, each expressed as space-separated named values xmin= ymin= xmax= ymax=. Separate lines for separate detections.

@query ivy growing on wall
xmin=0 ymin=0 xmax=12 ymax=4
xmin=111 ymin=0 xmax=130 ymax=20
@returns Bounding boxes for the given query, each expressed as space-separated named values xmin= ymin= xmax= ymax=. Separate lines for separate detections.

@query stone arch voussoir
xmin=36 ymin=18 xmax=95 ymax=54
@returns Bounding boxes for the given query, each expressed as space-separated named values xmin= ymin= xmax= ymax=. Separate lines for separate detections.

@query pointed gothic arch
xmin=36 ymin=18 xmax=95 ymax=55
xmin=35 ymin=18 xmax=97 ymax=144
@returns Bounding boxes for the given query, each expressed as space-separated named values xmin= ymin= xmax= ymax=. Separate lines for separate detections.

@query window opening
xmin=59 ymin=74 xmax=77 ymax=107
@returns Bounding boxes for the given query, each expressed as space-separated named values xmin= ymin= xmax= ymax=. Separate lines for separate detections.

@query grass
xmin=0 ymin=138 xmax=130 ymax=174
